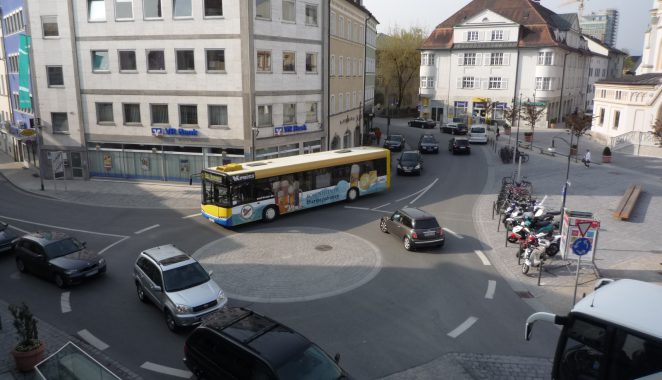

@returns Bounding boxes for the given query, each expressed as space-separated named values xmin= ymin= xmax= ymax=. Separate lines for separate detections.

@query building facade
xmin=24 ymin=0 xmax=326 ymax=181
xmin=328 ymin=0 xmax=368 ymax=149
xmin=638 ymin=0 xmax=662 ymax=75
xmin=419 ymin=0 xmax=592 ymax=129
xmin=584 ymin=36 xmax=626 ymax=112
xmin=579 ymin=9 xmax=618 ymax=48
xmin=363 ymin=14 xmax=377 ymax=131
xmin=0 ymin=17 xmax=13 ymax=157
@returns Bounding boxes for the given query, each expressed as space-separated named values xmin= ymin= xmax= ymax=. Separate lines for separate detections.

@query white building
xmin=419 ymin=0 xmax=592 ymax=130
xmin=26 ymin=0 xmax=324 ymax=180
xmin=584 ymin=36 xmax=626 ymax=112
xmin=0 ymin=23 xmax=13 ymax=157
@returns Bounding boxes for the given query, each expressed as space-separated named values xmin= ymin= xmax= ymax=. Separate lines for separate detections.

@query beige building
xmin=329 ymin=0 xmax=369 ymax=149
xmin=0 ymin=24 xmax=13 ymax=158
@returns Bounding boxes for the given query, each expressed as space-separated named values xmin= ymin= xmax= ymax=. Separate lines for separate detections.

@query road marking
xmin=443 ymin=228 xmax=463 ymax=239
xmin=78 ymin=329 xmax=109 ymax=351
xmin=98 ymin=236 xmax=130 ymax=255
xmin=181 ymin=213 xmax=200 ymax=219
xmin=8 ymin=225 xmax=30 ymax=234
xmin=372 ymin=202 xmax=391 ymax=210
xmin=134 ymin=224 xmax=160 ymax=234
xmin=539 ymin=195 xmax=548 ymax=205
xmin=410 ymin=178 xmax=439 ymax=204
xmin=140 ymin=362 xmax=192 ymax=379
xmin=485 ymin=280 xmax=497 ymax=299
xmin=395 ymin=188 xmax=425 ymax=202
xmin=0 ymin=215 xmax=126 ymax=237
xmin=344 ymin=206 xmax=370 ymax=210
xmin=447 ymin=316 xmax=478 ymax=338
xmin=61 ymin=292 xmax=71 ymax=313
xmin=474 ymin=250 xmax=491 ymax=266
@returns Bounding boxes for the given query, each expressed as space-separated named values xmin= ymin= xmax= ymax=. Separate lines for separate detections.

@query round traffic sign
xmin=572 ymin=238 xmax=591 ymax=256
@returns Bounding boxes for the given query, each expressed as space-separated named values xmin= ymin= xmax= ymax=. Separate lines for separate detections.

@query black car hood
xmin=50 ymin=249 xmax=101 ymax=270
xmin=400 ymin=159 xmax=420 ymax=166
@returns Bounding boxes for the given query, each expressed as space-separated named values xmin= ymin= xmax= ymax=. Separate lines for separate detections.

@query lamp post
xmin=36 ymin=124 xmax=44 ymax=191
xmin=251 ymin=122 xmax=259 ymax=161
xmin=550 ymin=132 xmax=574 ymax=233
xmin=514 ymin=92 xmax=522 ymax=164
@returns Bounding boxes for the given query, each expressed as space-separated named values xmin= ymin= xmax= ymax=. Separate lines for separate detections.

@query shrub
xmin=9 ymin=303 xmax=40 ymax=352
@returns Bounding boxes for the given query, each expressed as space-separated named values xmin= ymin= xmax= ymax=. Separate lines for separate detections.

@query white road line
xmin=61 ymin=292 xmax=71 ymax=313
xmin=98 ymin=236 xmax=130 ymax=256
xmin=395 ymin=188 xmax=425 ymax=202
xmin=78 ymin=329 xmax=109 ymax=351
xmin=134 ymin=224 xmax=160 ymax=235
xmin=410 ymin=178 xmax=439 ymax=204
xmin=0 ymin=215 xmax=126 ymax=237
xmin=443 ymin=228 xmax=464 ymax=239
xmin=8 ymin=225 xmax=30 ymax=234
xmin=539 ymin=195 xmax=548 ymax=205
xmin=344 ymin=206 xmax=371 ymax=210
xmin=140 ymin=362 xmax=192 ymax=379
xmin=447 ymin=316 xmax=479 ymax=338
xmin=485 ymin=280 xmax=497 ymax=300
xmin=474 ymin=250 xmax=491 ymax=266
xmin=181 ymin=213 xmax=200 ymax=219
xmin=372 ymin=202 xmax=391 ymax=210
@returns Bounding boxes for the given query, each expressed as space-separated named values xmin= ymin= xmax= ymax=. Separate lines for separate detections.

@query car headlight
xmin=217 ymin=291 xmax=226 ymax=304
xmin=98 ymin=258 xmax=106 ymax=267
xmin=415 ymin=164 xmax=421 ymax=169
xmin=65 ymin=269 xmax=79 ymax=275
xmin=175 ymin=304 xmax=192 ymax=314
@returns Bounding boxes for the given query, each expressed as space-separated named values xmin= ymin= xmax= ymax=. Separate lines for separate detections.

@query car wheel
xmin=16 ymin=258 xmax=26 ymax=273
xmin=262 ymin=206 xmax=278 ymax=223
xmin=403 ymin=236 xmax=414 ymax=251
xmin=54 ymin=273 xmax=67 ymax=289
xmin=379 ymin=219 xmax=389 ymax=233
xmin=136 ymin=283 xmax=147 ymax=303
xmin=346 ymin=187 xmax=359 ymax=202
xmin=165 ymin=310 xmax=178 ymax=332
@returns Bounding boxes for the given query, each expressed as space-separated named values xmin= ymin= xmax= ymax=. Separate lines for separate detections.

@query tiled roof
xmin=597 ymin=73 xmax=662 ymax=86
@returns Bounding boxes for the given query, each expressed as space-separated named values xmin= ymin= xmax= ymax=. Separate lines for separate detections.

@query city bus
xmin=199 ymin=147 xmax=390 ymax=227
xmin=525 ymin=279 xmax=662 ymax=380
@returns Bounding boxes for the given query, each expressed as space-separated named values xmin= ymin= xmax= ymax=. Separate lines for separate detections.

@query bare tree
xmin=564 ymin=113 xmax=593 ymax=158
xmin=521 ymin=103 xmax=546 ymax=148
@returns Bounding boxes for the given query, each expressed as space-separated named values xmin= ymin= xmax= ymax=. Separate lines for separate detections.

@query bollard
xmin=492 ymin=201 xmax=496 ymax=220
xmin=538 ymin=259 xmax=544 ymax=286
xmin=505 ymin=229 xmax=509 ymax=247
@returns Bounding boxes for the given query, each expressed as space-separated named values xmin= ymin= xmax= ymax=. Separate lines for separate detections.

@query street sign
xmin=523 ymin=101 xmax=546 ymax=107
xmin=572 ymin=238 xmax=591 ymax=256
xmin=576 ymin=220 xmax=593 ymax=237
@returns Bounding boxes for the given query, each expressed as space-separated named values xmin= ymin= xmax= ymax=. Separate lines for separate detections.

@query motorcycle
xmin=508 ymin=224 xmax=530 ymax=244
xmin=522 ymin=240 xmax=549 ymax=274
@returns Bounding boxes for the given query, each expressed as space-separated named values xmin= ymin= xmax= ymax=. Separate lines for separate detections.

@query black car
xmin=379 ymin=207 xmax=445 ymax=251
xmin=184 ymin=307 xmax=350 ymax=380
xmin=449 ymin=137 xmax=471 ymax=155
xmin=418 ymin=134 xmax=439 ymax=154
xmin=383 ymin=134 xmax=405 ymax=151
xmin=397 ymin=151 xmax=423 ymax=175
xmin=0 ymin=222 xmax=20 ymax=254
xmin=408 ymin=118 xmax=436 ymax=129
xmin=441 ymin=122 xmax=468 ymax=135
xmin=14 ymin=232 xmax=106 ymax=288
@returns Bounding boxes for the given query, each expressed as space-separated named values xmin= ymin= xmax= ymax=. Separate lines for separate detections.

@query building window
xmin=96 ymin=102 xmax=114 ymax=123
xmin=600 ymin=89 xmax=606 ymax=98
xmin=258 ymin=105 xmax=272 ymax=126
xmin=46 ymin=66 xmax=64 ymax=87
xmin=330 ymin=95 xmax=335 ymax=114
xmin=51 ymin=113 xmax=69 ymax=133
xmin=173 ymin=0 xmax=192 ymax=18
xmin=88 ymin=0 xmax=106 ymax=21
xmin=615 ymin=91 xmax=622 ymax=100
xmin=208 ymin=105 xmax=228 ymax=127
xmin=119 ymin=50 xmax=137 ymax=71
xmin=147 ymin=50 xmax=165 ymax=71
xmin=282 ymin=0 xmax=295 ymax=22
xmin=330 ymin=12 xmax=336 ymax=35
xmin=535 ymin=77 xmax=552 ymax=90
xmin=115 ymin=0 xmax=133 ymax=20
xmin=257 ymin=51 xmax=271 ymax=72
xmin=463 ymin=53 xmax=476 ymax=66
xmin=467 ymin=31 xmax=478 ymax=41
xmin=306 ymin=102 xmax=317 ymax=123
xmin=613 ymin=111 xmax=620 ymax=129
xmin=599 ymin=108 xmax=604 ymax=125
xmin=41 ymin=16 xmax=59 ymax=37
xmin=588 ymin=68 xmax=593 ymax=77
xmin=204 ymin=0 xmax=223 ymax=17
xmin=462 ymin=76 xmax=475 ymax=89
xmin=491 ymin=30 xmax=503 ymax=41
xmin=489 ymin=77 xmax=505 ymax=89
xmin=330 ymin=55 xmax=335 ymax=76
xmin=91 ymin=50 xmax=110 ymax=72
xmin=256 ymin=0 xmax=271 ymax=19
xmin=338 ymin=94 xmax=343 ymax=112
xmin=338 ymin=16 xmax=344 ymax=38
xmin=305 ymin=4 xmax=317 ymax=26
xmin=123 ymin=103 xmax=141 ymax=124
xmin=179 ymin=105 xmax=198 ymax=125
xmin=346 ymin=59 xmax=350 ymax=76
xmin=176 ymin=49 xmax=195 ymax=71
xmin=283 ymin=103 xmax=296 ymax=125
xmin=420 ymin=76 xmax=434 ymax=89
xmin=283 ymin=52 xmax=295 ymax=72
xmin=345 ymin=92 xmax=350 ymax=110
xmin=421 ymin=53 xmax=434 ymax=66
xmin=144 ymin=0 xmax=163 ymax=18
xmin=206 ymin=49 xmax=225 ymax=72
xmin=338 ymin=56 xmax=343 ymax=76
xmin=537 ymin=51 xmax=553 ymax=65
xmin=306 ymin=53 xmax=317 ymax=73
xmin=150 ymin=104 xmax=169 ymax=124
xmin=490 ymin=52 xmax=503 ymax=65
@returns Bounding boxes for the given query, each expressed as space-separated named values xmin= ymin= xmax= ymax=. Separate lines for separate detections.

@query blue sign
xmin=151 ymin=128 xmax=199 ymax=137
xmin=572 ymin=238 xmax=591 ymax=256
xmin=274 ymin=124 xmax=307 ymax=136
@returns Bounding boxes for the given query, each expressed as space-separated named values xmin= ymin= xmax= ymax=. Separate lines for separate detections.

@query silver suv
xmin=133 ymin=244 xmax=227 ymax=332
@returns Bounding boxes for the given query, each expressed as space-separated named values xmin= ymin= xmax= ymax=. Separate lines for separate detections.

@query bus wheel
xmin=263 ymin=206 xmax=279 ymax=222
xmin=347 ymin=188 xmax=359 ymax=202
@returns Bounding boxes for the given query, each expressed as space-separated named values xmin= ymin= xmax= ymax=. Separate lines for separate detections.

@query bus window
xmin=315 ymin=171 xmax=331 ymax=188
xmin=254 ymin=180 xmax=274 ymax=200
xmin=231 ymin=183 xmax=254 ymax=206
xmin=203 ymin=181 xmax=231 ymax=207
xmin=558 ymin=318 xmax=606 ymax=379
xmin=608 ymin=329 xmax=662 ymax=380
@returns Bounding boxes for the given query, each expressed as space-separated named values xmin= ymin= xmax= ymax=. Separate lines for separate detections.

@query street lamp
xmin=514 ymin=92 xmax=523 ymax=164
xmin=251 ymin=122 xmax=259 ymax=161
xmin=549 ymin=132 xmax=574 ymax=233
xmin=36 ymin=124 xmax=44 ymax=191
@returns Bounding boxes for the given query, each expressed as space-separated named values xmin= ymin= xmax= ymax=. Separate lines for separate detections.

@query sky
xmin=362 ymin=0 xmax=652 ymax=55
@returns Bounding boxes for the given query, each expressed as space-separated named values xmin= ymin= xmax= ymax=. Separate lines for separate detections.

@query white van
xmin=468 ymin=125 xmax=487 ymax=144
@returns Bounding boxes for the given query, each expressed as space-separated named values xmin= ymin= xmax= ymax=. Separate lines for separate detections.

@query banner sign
xmin=18 ymin=34 xmax=32 ymax=110
xmin=151 ymin=128 xmax=199 ymax=137
xmin=274 ymin=124 xmax=307 ymax=136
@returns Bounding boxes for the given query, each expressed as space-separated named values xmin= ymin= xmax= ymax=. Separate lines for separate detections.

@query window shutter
xmin=504 ymin=53 xmax=510 ymax=66
xmin=465 ymin=31 xmax=469 ymax=41
xmin=484 ymin=53 xmax=491 ymax=66
xmin=504 ymin=30 xmax=510 ymax=41
xmin=457 ymin=53 xmax=463 ymax=66
xmin=503 ymin=78 xmax=508 ymax=89
xmin=476 ymin=53 xmax=482 ymax=66
xmin=457 ymin=78 xmax=463 ymax=89
xmin=479 ymin=31 xmax=485 ymax=41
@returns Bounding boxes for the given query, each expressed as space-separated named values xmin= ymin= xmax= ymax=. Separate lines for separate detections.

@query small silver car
xmin=133 ymin=244 xmax=227 ymax=332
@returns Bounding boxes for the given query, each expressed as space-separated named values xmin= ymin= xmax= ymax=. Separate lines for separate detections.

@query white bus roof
xmin=573 ymin=279 xmax=662 ymax=339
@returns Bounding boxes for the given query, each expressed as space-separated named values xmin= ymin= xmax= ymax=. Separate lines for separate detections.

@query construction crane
xmin=558 ymin=0 xmax=589 ymax=16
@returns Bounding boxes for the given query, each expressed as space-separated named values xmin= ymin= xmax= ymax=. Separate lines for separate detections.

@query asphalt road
xmin=0 ymin=119 xmax=559 ymax=379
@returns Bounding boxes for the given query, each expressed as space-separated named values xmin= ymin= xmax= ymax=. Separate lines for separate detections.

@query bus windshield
xmin=202 ymin=180 xmax=231 ymax=207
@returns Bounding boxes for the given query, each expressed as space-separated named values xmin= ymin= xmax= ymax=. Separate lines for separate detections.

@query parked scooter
xmin=522 ymin=240 xmax=549 ymax=274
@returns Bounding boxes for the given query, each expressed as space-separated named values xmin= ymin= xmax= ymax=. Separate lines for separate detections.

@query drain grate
xmin=515 ymin=291 xmax=534 ymax=299
xmin=315 ymin=245 xmax=333 ymax=252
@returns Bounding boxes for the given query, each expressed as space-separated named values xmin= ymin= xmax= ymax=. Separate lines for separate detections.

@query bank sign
xmin=151 ymin=128 xmax=199 ymax=137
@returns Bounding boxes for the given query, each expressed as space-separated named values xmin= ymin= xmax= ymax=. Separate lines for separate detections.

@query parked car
xmin=468 ymin=125 xmax=488 ymax=144
xmin=408 ymin=118 xmax=436 ymax=129
xmin=441 ymin=122 xmax=468 ymax=135
xmin=449 ymin=137 xmax=471 ymax=155
xmin=134 ymin=244 xmax=227 ymax=332
xmin=379 ymin=207 xmax=445 ymax=251
xmin=14 ymin=232 xmax=106 ymax=288
xmin=183 ymin=307 xmax=351 ymax=380
xmin=418 ymin=134 xmax=440 ymax=154
xmin=383 ymin=134 xmax=405 ymax=151
xmin=0 ymin=222 xmax=20 ymax=254
xmin=397 ymin=151 xmax=423 ymax=176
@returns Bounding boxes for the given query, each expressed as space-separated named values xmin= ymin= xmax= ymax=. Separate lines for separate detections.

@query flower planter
xmin=570 ymin=147 xmax=578 ymax=156
xmin=602 ymin=155 xmax=612 ymax=163
xmin=524 ymin=134 xmax=533 ymax=142
xmin=12 ymin=342 xmax=45 ymax=372
xmin=549 ymin=123 xmax=556 ymax=129
xmin=504 ymin=128 xmax=511 ymax=136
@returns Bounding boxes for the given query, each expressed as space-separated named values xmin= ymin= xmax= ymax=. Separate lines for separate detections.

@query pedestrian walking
xmin=374 ymin=128 xmax=382 ymax=145
xmin=582 ymin=149 xmax=591 ymax=167
xmin=496 ymin=126 xmax=500 ymax=140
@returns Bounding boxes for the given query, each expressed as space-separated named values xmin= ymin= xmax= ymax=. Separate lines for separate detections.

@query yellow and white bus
xmin=199 ymin=147 xmax=390 ymax=227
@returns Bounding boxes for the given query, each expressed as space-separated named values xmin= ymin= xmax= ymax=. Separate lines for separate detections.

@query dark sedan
xmin=449 ymin=137 xmax=471 ymax=155
xmin=408 ymin=118 xmax=436 ymax=129
xmin=15 ymin=232 xmax=106 ymax=288
xmin=397 ymin=151 xmax=423 ymax=175
xmin=383 ymin=134 xmax=405 ymax=151
xmin=441 ymin=122 xmax=468 ymax=135
xmin=418 ymin=134 xmax=439 ymax=154
xmin=0 ymin=222 xmax=20 ymax=254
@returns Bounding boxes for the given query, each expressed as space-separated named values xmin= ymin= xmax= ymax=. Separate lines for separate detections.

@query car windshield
xmin=45 ymin=238 xmax=84 ymax=259
xmin=472 ymin=127 xmax=486 ymax=133
xmin=389 ymin=135 xmax=403 ymax=142
xmin=414 ymin=218 xmax=440 ymax=229
xmin=0 ymin=228 xmax=18 ymax=240
xmin=401 ymin=153 xmax=419 ymax=161
xmin=421 ymin=136 xmax=436 ymax=143
xmin=455 ymin=140 xmax=469 ymax=146
xmin=162 ymin=262 xmax=210 ymax=292
xmin=276 ymin=344 xmax=343 ymax=380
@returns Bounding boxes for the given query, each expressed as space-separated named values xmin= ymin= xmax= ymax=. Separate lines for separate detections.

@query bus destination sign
xmin=229 ymin=173 xmax=256 ymax=183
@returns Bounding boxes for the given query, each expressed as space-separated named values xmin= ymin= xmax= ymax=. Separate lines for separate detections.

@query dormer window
xmin=467 ymin=31 xmax=478 ymax=41
xmin=491 ymin=30 xmax=503 ymax=41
